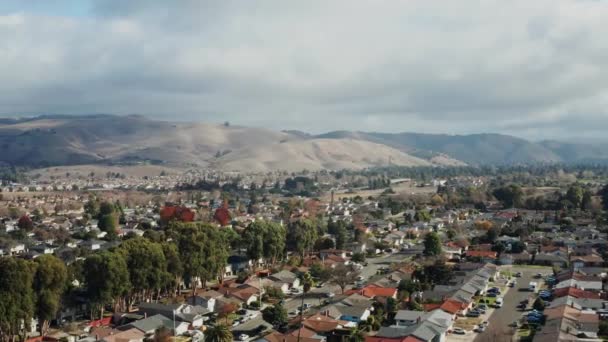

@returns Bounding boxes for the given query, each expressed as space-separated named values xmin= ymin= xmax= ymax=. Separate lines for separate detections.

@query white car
xmin=238 ymin=334 xmax=250 ymax=341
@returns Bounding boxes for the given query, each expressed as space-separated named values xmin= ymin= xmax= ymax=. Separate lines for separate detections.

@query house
xmin=378 ymin=310 xmax=453 ymax=342
xmin=394 ymin=310 xmax=424 ymax=327
xmin=360 ymin=285 xmax=398 ymax=299
xmin=100 ymin=328 xmax=144 ymax=342
xmin=534 ymin=253 xmax=568 ymax=268
xmin=301 ymin=313 xmax=345 ymax=336
xmin=269 ymin=270 xmax=300 ymax=292
xmin=324 ymin=304 xmax=370 ymax=323
xmin=187 ymin=294 xmax=217 ymax=312
xmin=439 ymin=298 xmax=469 ymax=316
xmin=137 ymin=303 xmax=209 ymax=328
xmin=121 ymin=314 xmax=189 ymax=335
xmin=570 ymin=253 xmax=604 ymax=269
xmin=226 ymin=255 xmax=254 ymax=277
xmin=465 ymin=250 xmax=497 ymax=263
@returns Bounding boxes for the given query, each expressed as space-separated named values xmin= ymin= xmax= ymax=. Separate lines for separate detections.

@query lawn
xmin=478 ymin=296 xmax=497 ymax=306
xmin=453 ymin=317 xmax=482 ymax=330
xmin=517 ymin=328 xmax=534 ymax=342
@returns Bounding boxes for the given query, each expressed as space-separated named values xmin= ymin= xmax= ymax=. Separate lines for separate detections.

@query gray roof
xmin=126 ymin=314 xmax=173 ymax=334
xmin=395 ymin=310 xmax=425 ymax=321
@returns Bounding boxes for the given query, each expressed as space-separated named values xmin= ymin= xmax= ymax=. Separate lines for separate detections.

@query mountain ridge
xmin=0 ymin=115 xmax=605 ymax=171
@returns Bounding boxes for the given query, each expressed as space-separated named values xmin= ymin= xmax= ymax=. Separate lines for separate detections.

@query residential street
xmin=473 ymin=266 xmax=549 ymax=342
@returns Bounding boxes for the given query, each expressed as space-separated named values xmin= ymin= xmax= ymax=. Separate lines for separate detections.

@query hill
xmin=317 ymin=131 xmax=568 ymax=165
xmin=0 ymin=115 xmax=605 ymax=171
xmin=211 ymin=138 xmax=434 ymax=172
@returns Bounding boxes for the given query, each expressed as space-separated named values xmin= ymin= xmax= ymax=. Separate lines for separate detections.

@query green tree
xmin=162 ymin=242 xmax=183 ymax=296
xmin=423 ymin=232 xmax=442 ymax=256
xmin=566 ymin=184 xmax=584 ymax=209
xmin=351 ymin=252 xmax=366 ymax=263
xmin=493 ymin=185 xmax=524 ymax=208
xmin=98 ymin=213 xmax=118 ymax=235
xmin=242 ymin=221 xmax=286 ymax=266
xmin=287 ymin=219 xmax=318 ymax=259
xmin=261 ymin=304 xmax=288 ymax=327
xmin=33 ymin=255 xmax=68 ymax=336
xmin=204 ymin=324 xmax=233 ymax=342
xmin=171 ymin=222 xmax=230 ymax=290
xmin=0 ymin=258 xmax=36 ymax=342
xmin=83 ymin=251 xmax=130 ymax=318
xmin=335 ymin=223 xmax=347 ymax=249
xmin=533 ymin=298 xmax=545 ymax=311
xmin=118 ymin=237 xmax=167 ymax=305
xmin=582 ymin=190 xmax=593 ymax=210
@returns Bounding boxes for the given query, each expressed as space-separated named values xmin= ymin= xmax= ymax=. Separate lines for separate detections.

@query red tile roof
xmin=440 ymin=299 xmax=467 ymax=314
xmin=552 ymin=287 xmax=601 ymax=299
xmin=465 ymin=250 xmax=497 ymax=259
xmin=361 ymin=286 xmax=398 ymax=298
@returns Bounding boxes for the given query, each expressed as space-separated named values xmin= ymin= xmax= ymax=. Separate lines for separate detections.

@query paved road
xmin=473 ymin=266 xmax=549 ymax=342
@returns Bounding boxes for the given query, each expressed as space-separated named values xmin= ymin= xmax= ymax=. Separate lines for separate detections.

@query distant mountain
xmin=0 ymin=115 xmax=604 ymax=170
xmin=316 ymin=131 xmax=604 ymax=165
xmin=0 ymin=115 xmax=453 ymax=171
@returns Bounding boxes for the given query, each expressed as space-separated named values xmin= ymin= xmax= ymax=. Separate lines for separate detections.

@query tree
xmin=262 ymin=304 xmax=288 ymax=327
xmin=17 ymin=215 xmax=34 ymax=231
xmin=162 ymin=242 xmax=183 ymax=296
xmin=334 ymin=223 xmax=347 ymax=250
xmin=243 ymin=221 xmax=286 ymax=266
xmin=533 ymin=298 xmax=545 ymax=311
xmin=423 ymin=232 xmax=442 ymax=256
xmin=33 ymin=255 xmax=68 ymax=336
xmin=204 ymin=324 xmax=233 ymax=342
xmin=118 ymin=238 xmax=167 ymax=305
xmin=330 ymin=264 xmax=359 ymax=294
xmin=599 ymin=184 xmax=608 ymax=210
xmin=309 ymin=263 xmax=331 ymax=283
xmin=171 ymin=222 xmax=230 ymax=289
xmin=287 ymin=219 xmax=318 ymax=259
xmin=566 ymin=184 xmax=584 ymax=209
xmin=296 ymin=272 xmax=316 ymax=342
xmin=0 ymin=258 xmax=36 ymax=342
xmin=98 ymin=213 xmax=118 ymax=234
xmin=493 ymin=185 xmax=524 ymax=208
xmin=351 ymin=252 xmax=366 ymax=263
xmin=582 ymin=190 xmax=593 ymax=211
xmin=83 ymin=251 xmax=130 ymax=318
xmin=152 ymin=326 xmax=172 ymax=342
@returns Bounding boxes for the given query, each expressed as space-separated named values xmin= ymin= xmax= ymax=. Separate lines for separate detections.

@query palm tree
xmin=205 ymin=324 xmax=233 ymax=342
xmin=349 ymin=326 xmax=365 ymax=342
xmin=297 ymin=272 xmax=316 ymax=341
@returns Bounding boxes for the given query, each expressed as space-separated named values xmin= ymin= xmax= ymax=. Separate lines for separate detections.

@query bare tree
xmin=329 ymin=264 xmax=360 ymax=294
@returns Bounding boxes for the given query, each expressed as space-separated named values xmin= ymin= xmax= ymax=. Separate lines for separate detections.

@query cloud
xmin=1 ymin=0 xmax=608 ymax=140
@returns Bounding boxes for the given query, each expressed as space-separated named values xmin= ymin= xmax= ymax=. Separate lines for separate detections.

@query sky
xmin=1 ymin=0 xmax=607 ymax=141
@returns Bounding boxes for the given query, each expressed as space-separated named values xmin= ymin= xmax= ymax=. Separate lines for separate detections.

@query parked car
xmin=477 ymin=304 xmax=488 ymax=311
xmin=466 ymin=311 xmax=481 ymax=317
xmin=238 ymin=334 xmax=250 ymax=341
xmin=486 ymin=292 xmax=497 ymax=298
xmin=452 ymin=328 xmax=466 ymax=335
xmin=515 ymin=272 xmax=523 ymax=277
xmin=474 ymin=325 xmax=486 ymax=333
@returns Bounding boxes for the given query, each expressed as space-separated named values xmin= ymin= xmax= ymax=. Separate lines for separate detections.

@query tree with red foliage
xmin=214 ymin=202 xmax=231 ymax=226
xmin=160 ymin=206 xmax=195 ymax=223
xmin=17 ymin=214 xmax=34 ymax=231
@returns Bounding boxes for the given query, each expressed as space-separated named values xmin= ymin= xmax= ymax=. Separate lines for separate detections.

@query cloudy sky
xmin=1 ymin=0 xmax=607 ymax=141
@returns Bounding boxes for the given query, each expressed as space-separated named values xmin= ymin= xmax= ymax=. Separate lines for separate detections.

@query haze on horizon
xmin=1 ymin=0 xmax=607 ymax=142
